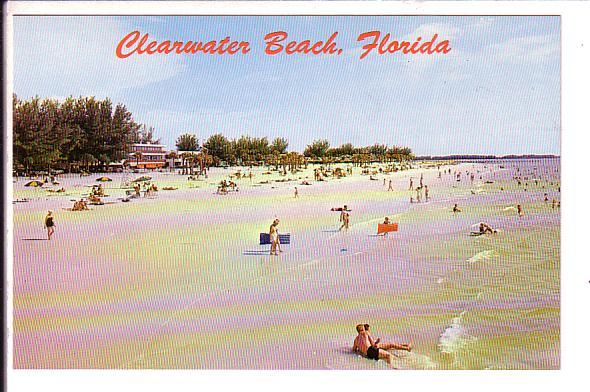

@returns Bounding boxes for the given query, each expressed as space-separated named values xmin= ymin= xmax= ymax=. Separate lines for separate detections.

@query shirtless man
xmin=479 ymin=222 xmax=497 ymax=234
xmin=339 ymin=211 xmax=350 ymax=231
xmin=352 ymin=324 xmax=412 ymax=367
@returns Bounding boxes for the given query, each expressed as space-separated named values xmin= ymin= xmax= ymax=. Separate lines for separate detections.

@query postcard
xmin=5 ymin=1 xmax=589 ymax=391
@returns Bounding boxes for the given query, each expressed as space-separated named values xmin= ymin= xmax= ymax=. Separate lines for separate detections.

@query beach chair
xmin=377 ymin=223 xmax=398 ymax=235
xmin=259 ymin=233 xmax=291 ymax=245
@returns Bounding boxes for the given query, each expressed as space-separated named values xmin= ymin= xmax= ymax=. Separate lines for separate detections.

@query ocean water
xmin=12 ymin=158 xmax=560 ymax=369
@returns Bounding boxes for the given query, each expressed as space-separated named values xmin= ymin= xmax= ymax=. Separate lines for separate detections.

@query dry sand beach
xmin=12 ymin=159 xmax=560 ymax=369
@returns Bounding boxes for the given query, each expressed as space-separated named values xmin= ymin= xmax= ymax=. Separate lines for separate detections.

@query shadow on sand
xmin=243 ymin=250 xmax=271 ymax=256
xmin=22 ymin=238 xmax=48 ymax=241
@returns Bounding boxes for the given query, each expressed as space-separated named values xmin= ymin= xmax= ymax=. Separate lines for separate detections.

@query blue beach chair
xmin=259 ymin=233 xmax=291 ymax=245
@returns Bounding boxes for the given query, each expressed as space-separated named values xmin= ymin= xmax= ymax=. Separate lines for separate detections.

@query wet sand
xmin=12 ymin=160 xmax=560 ymax=369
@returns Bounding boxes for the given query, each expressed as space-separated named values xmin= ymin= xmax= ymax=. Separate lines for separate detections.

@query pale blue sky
xmin=13 ymin=16 xmax=560 ymax=155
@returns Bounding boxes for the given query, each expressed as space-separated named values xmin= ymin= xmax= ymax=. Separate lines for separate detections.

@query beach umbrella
xmin=24 ymin=180 xmax=43 ymax=187
xmin=96 ymin=177 xmax=112 ymax=182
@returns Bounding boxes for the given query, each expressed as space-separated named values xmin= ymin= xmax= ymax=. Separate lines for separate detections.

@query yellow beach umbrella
xmin=24 ymin=180 xmax=43 ymax=187
xmin=96 ymin=177 xmax=112 ymax=182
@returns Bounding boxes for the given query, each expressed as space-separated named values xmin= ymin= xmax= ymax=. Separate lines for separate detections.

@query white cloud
xmin=13 ymin=17 xmax=186 ymax=99
xmin=486 ymin=34 xmax=560 ymax=64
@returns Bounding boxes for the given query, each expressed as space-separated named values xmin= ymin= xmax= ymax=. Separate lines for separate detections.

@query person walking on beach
xmin=409 ymin=178 xmax=413 ymax=191
xmin=419 ymin=173 xmax=424 ymax=187
xmin=269 ymin=219 xmax=280 ymax=256
xmin=517 ymin=204 xmax=524 ymax=217
xmin=294 ymin=187 xmax=299 ymax=198
xmin=44 ymin=210 xmax=55 ymax=240
xmin=339 ymin=211 xmax=350 ymax=231
xmin=388 ymin=179 xmax=394 ymax=191
xmin=424 ymin=185 xmax=429 ymax=201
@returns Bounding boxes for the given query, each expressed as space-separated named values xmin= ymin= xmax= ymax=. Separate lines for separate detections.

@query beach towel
xmin=378 ymin=223 xmax=398 ymax=234
xmin=259 ymin=233 xmax=291 ymax=245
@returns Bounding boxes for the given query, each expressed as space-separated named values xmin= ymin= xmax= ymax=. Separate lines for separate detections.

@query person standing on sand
xmin=420 ymin=173 xmax=424 ymax=187
xmin=517 ymin=204 xmax=524 ymax=217
xmin=269 ymin=219 xmax=280 ymax=256
xmin=339 ymin=211 xmax=350 ymax=231
xmin=388 ymin=179 xmax=394 ymax=191
xmin=424 ymin=185 xmax=429 ymax=201
xmin=44 ymin=210 xmax=55 ymax=240
xmin=294 ymin=187 xmax=299 ymax=198
xmin=409 ymin=178 xmax=413 ymax=191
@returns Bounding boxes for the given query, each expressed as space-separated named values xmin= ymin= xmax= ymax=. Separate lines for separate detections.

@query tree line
xmin=13 ymin=95 xmax=158 ymax=173
xmin=13 ymin=94 xmax=414 ymax=174
xmin=173 ymin=133 xmax=413 ymax=172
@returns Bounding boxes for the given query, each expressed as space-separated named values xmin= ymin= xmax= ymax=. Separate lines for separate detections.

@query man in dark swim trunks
xmin=352 ymin=324 xmax=412 ymax=367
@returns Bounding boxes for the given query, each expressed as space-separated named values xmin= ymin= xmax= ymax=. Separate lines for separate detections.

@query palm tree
xmin=167 ymin=151 xmax=178 ymax=172
xmin=133 ymin=152 xmax=143 ymax=169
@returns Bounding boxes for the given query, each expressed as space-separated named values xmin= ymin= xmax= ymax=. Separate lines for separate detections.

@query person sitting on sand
xmin=88 ymin=194 xmax=103 ymax=205
xmin=517 ymin=204 xmax=524 ymax=217
xmin=44 ymin=210 xmax=55 ymax=240
xmin=479 ymin=222 xmax=497 ymax=234
xmin=383 ymin=217 xmax=391 ymax=225
xmin=453 ymin=204 xmax=461 ymax=213
xmin=73 ymin=199 xmax=89 ymax=211
xmin=352 ymin=324 xmax=412 ymax=367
